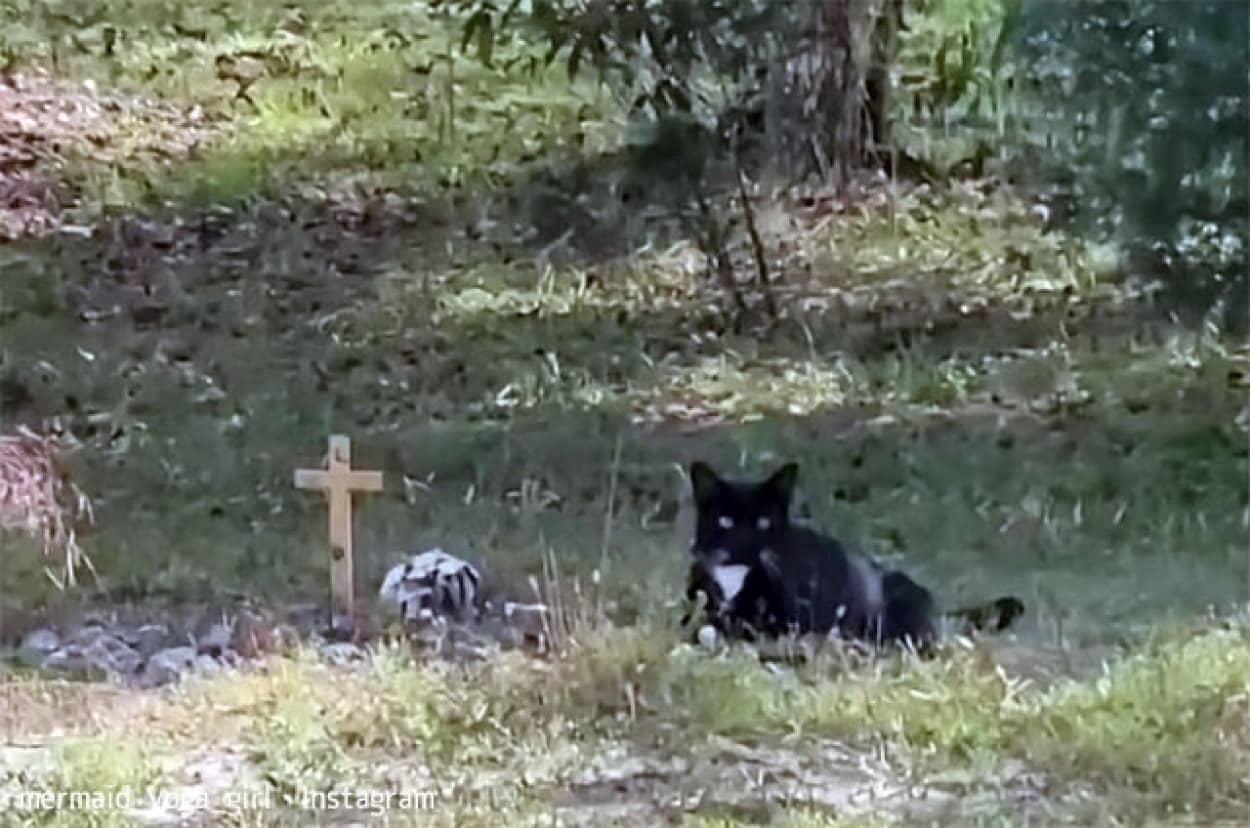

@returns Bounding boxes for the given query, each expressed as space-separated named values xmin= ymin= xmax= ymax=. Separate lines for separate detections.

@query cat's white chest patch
xmin=711 ymin=564 xmax=750 ymax=601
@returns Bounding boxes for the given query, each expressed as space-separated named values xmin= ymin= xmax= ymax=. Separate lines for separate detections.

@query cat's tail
xmin=944 ymin=596 xmax=1025 ymax=634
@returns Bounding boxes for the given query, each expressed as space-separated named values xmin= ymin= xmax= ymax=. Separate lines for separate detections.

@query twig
xmin=736 ymin=167 xmax=778 ymax=322
xmin=599 ymin=433 xmax=623 ymax=574
xmin=445 ymin=42 xmax=456 ymax=143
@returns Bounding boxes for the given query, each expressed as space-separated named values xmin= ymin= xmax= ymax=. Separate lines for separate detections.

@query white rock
xmin=379 ymin=548 xmax=482 ymax=622
xmin=19 ymin=628 xmax=59 ymax=655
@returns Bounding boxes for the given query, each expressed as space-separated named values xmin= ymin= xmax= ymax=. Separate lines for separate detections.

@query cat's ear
xmin=764 ymin=462 xmax=799 ymax=505
xmin=688 ymin=461 xmax=723 ymax=506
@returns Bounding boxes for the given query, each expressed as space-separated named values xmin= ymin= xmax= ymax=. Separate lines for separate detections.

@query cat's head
xmin=687 ymin=461 xmax=798 ymax=570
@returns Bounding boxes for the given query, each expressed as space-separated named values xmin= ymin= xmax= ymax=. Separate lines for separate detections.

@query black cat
xmin=684 ymin=461 xmax=1024 ymax=649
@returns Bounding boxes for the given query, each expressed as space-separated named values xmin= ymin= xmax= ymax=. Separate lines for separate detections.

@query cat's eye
xmin=717 ymin=515 xmax=734 ymax=529
xmin=756 ymin=517 xmax=771 ymax=530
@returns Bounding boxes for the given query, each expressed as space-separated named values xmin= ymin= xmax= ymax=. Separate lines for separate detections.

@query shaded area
xmin=0 ymin=0 xmax=1244 ymax=673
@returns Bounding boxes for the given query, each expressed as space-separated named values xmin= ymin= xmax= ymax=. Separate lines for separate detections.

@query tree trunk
xmin=764 ymin=0 xmax=897 ymax=186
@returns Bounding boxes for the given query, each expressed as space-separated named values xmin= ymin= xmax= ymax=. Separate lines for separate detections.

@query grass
xmin=1 ymin=0 xmax=1248 ymax=824
xmin=3 ymin=615 xmax=1249 ymax=824
xmin=3 ymin=0 xmax=610 ymax=210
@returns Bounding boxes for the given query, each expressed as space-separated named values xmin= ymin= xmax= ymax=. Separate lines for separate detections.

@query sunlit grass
xmin=4 ymin=0 xmax=620 ymax=208
xmin=4 ymin=615 xmax=1248 ymax=823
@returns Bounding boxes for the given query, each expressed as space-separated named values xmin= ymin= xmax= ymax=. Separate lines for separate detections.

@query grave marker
xmin=294 ymin=435 xmax=383 ymax=635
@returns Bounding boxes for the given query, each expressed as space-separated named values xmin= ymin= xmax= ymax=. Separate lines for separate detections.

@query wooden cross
xmin=294 ymin=435 xmax=383 ymax=635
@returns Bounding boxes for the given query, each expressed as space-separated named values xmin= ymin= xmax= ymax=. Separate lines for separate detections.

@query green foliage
xmin=0 ymin=0 xmax=614 ymax=210
xmin=894 ymin=0 xmax=1020 ymax=127
xmin=449 ymin=0 xmax=785 ymax=120
xmin=447 ymin=0 xmax=908 ymax=189
xmin=1014 ymin=0 xmax=1249 ymax=330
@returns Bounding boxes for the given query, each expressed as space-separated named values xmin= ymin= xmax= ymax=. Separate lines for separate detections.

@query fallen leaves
xmin=0 ymin=68 xmax=220 ymax=241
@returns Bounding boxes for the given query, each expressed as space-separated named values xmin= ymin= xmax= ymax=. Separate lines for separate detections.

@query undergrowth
xmin=5 ymin=613 xmax=1249 ymax=824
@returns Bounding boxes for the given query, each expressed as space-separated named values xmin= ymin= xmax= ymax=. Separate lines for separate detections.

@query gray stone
xmin=196 ymin=621 xmax=234 ymax=657
xmin=69 ymin=625 xmax=108 ymax=648
xmin=41 ymin=646 xmax=88 ymax=675
xmin=78 ymin=612 xmax=115 ymax=632
xmin=83 ymin=633 xmax=142 ymax=677
xmin=503 ymin=601 xmax=551 ymax=651
xmin=321 ymin=641 xmax=364 ymax=665
xmin=19 ymin=628 xmax=59 ymax=656
xmin=126 ymin=624 xmax=171 ymax=658
xmin=42 ymin=633 xmax=140 ymax=680
xmin=143 ymin=645 xmax=199 ymax=685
